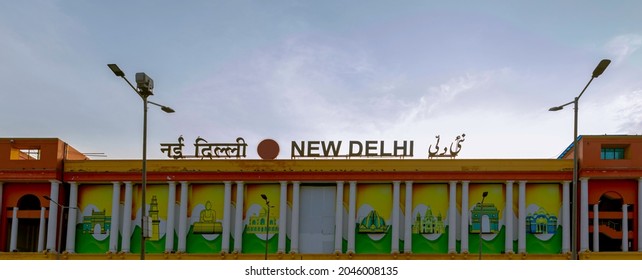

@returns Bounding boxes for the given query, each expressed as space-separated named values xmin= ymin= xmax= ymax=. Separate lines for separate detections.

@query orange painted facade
xmin=1 ymin=136 xmax=641 ymax=259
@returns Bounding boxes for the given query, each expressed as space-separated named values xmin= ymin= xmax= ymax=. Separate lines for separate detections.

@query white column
xmin=592 ymin=204 xmax=599 ymax=252
xmin=505 ymin=181 xmax=514 ymax=253
xmin=121 ymin=182 xmax=133 ymax=253
xmin=46 ymin=180 xmax=60 ymax=251
xmin=278 ymin=181 xmax=288 ymax=253
xmin=562 ymin=181 xmax=570 ymax=254
xmin=580 ymin=177 xmax=589 ymax=252
xmin=518 ymin=181 xmax=526 ymax=253
xmin=461 ymin=181 xmax=470 ymax=253
xmin=165 ymin=181 xmax=176 ymax=252
xmin=66 ymin=182 xmax=79 ymax=253
xmin=233 ymin=181 xmax=245 ymax=253
xmin=291 ymin=181 xmax=301 ymax=254
xmin=404 ymin=181 xmax=413 ymax=253
xmin=10 ymin=207 xmax=18 ymax=252
xmin=348 ymin=181 xmax=357 ymax=253
xmin=177 ymin=181 xmax=189 ymax=252
xmin=638 ymin=178 xmax=642 ymax=252
xmin=391 ymin=181 xmax=401 ymax=254
xmin=623 ymin=204 xmax=629 ymax=252
xmin=335 ymin=181 xmax=344 ymax=253
xmin=222 ymin=181 xmax=232 ymax=253
xmin=38 ymin=207 xmax=46 ymax=252
xmin=109 ymin=182 xmax=121 ymax=253
xmin=448 ymin=181 xmax=457 ymax=253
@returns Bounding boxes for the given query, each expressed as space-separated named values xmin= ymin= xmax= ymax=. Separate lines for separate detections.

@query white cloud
xmin=605 ymin=34 xmax=642 ymax=63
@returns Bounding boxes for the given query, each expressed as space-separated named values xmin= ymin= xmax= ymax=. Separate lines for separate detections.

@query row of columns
xmin=4 ymin=178 xmax=642 ymax=254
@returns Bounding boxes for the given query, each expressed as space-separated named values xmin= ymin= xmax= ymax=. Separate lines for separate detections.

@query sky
xmin=1 ymin=1 xmax=641 ymax=160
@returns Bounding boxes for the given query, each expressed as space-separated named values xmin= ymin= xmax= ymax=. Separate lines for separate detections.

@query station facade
xmin=1 ymin=135 xmax=641 ymax=260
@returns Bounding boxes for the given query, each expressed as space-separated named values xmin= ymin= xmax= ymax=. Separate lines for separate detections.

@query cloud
xmin=605 ymin=34 xmax=642 ymax=63
xmin=613 ymin=89 xmax=642 ymax=133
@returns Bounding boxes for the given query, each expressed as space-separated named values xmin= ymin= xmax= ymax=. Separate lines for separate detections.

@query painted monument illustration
xmin=412 ymin=206 xmax=444 ymax=234
xmin=358 ymin=210 xmax=390 ymax=233
xmin=193 ymin=201 xmax=223 ymax=234
xmin=470 ymin=202 xmax=499 ymax=233
xmin=526 ymin=208 xmax=558 ymax=234
xmin=246 ymin=206 xmax=278 ymax=234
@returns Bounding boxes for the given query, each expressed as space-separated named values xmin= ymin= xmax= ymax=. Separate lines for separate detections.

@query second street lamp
xmin=549 ymin=59 xmax=610 ymax=260
xmin=478 ymin=191 xmax=488 ymax=260
xmin=108 ymin=64 xmax=175 ymax=260
xmin=261 ymin=194 xmax=273 ymax=260
xmin=44 ymin=195 xmax=77 ymax=260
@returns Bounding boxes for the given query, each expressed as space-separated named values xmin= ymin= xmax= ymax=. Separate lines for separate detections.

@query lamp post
xmin=260 ymin=194 xmax=272 ymax=260
xmin=478 ymin=191 xmax=488 ymax=260
xmin=108 ymin=64 xmax=175 ymax=260
xmin=549 ymin=59 xmax=610 ymax=260
xmin=44 ymin=195 xmax=77 ymax=260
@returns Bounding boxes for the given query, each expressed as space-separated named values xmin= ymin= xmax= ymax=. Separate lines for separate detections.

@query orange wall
xmin=579 ymin=136 xmax=642 ymax=169
xmin=0 ymin=183 xmax=58 ymax=252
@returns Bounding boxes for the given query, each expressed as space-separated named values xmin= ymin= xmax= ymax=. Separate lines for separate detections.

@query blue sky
xmin=1 ymin=1 xmax=641 ymax=159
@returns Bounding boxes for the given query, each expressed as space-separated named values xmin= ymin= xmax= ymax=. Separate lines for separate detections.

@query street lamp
xmin=478 ymin=191 xmax=488 ymax=260
xmin=549 ymin=59 xmax=610 ymax=260
xmin=260 ymin=194 xmax=273 ymax=260
xmin=108 ymin=63 xmax=175 ymax=260
xmin=44 ymin=195 xmax=77 ymax=260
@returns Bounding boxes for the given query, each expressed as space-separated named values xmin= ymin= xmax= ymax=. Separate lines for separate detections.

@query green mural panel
xmin=411 ymin=227 xmax=448 ymax=253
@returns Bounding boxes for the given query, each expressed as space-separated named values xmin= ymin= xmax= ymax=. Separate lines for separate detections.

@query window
xmin=601 ymin=147 xmax=625 ymax=160
xmin=10 ymin=147 xmax=41 ymax=160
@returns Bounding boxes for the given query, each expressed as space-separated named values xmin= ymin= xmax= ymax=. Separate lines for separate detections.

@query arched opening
xmin=481 ymin=215 xmax=490 ymax=233
xmin=596 ymin=192 xmax=627 ymax=252
xmin=9 ymin=195 xmax=43 ymax=252
xmin=17 ymin=194 xmax=41 ymax=210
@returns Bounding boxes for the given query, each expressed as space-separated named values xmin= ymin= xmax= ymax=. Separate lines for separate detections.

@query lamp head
xmin=44 ymin=195 xmax=52 ymax=201
xmin=107 ymin=64 xmax=125 ymax=77
xmin=482 ymin=191 xmax=488 ymax=198
xmin=161 ymin=106 xmax=175 ymax=113
xmin=592 ymin=59 xmax=611 ymax=78
xmin=261 ymin=194 xmax=268 ymax=201
xmin=549 ymin=106 xmax=564 ymax=112
xmin=135 ymin=72 xmax=154 ymax=96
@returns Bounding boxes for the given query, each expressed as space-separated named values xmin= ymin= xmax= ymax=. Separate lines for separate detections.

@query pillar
xmin=404 ymin=181 xmax=413 ymax=253
xmin=562 ymin=181 xmax=570 ymax=254
xmin=177 ymin=181 xmax=189 ymax=252
xmin=109 ymin=182 xmax=121 ymax=253
xmin=505 ymin=181 xmax=514 ymax=253
xmin=580 ymin=177 xmax=589 ymax=252
xmin=10 ymin=207 xmax=18 ymax=252
xmin=222 ymin=181 xmax=232 ymax=253
xmin=66 ymin=182 xmax=79 ymax=253
xmin=233 ymin=181 xmax=245 ymax=253
xmin=592 ymin=204 xmax=599 ymax=252
xmin=121 ymin=182 xmax=133 ymax=253
xmin=38 ymin=207 xmax=46 ymax=252
xmin=518 ymin=181 xmax=526 ymax=253
xmin=165 ymin=181 xmax=176 ymax=252
xmin=46 ymin=180 xmax=60 ymax=251
xmin=448 ymin=181 xmax=457 ymax=253
xmin=278 ymin=181 xmax=288 ymax=253
xmin=391 ymin=181 xmax=400 ymax=253
xmin=335 ymin=181 xmax=344 ymax=253
xmin=290 ymin=181 xmax=300 ymax=254
xmin=348 ymin=181 xmax=357 ymax=253
xmin=623 ymin=204 xmax=629 ymax=252
xmin=461 ymin=181 xmax=470 ymax=253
